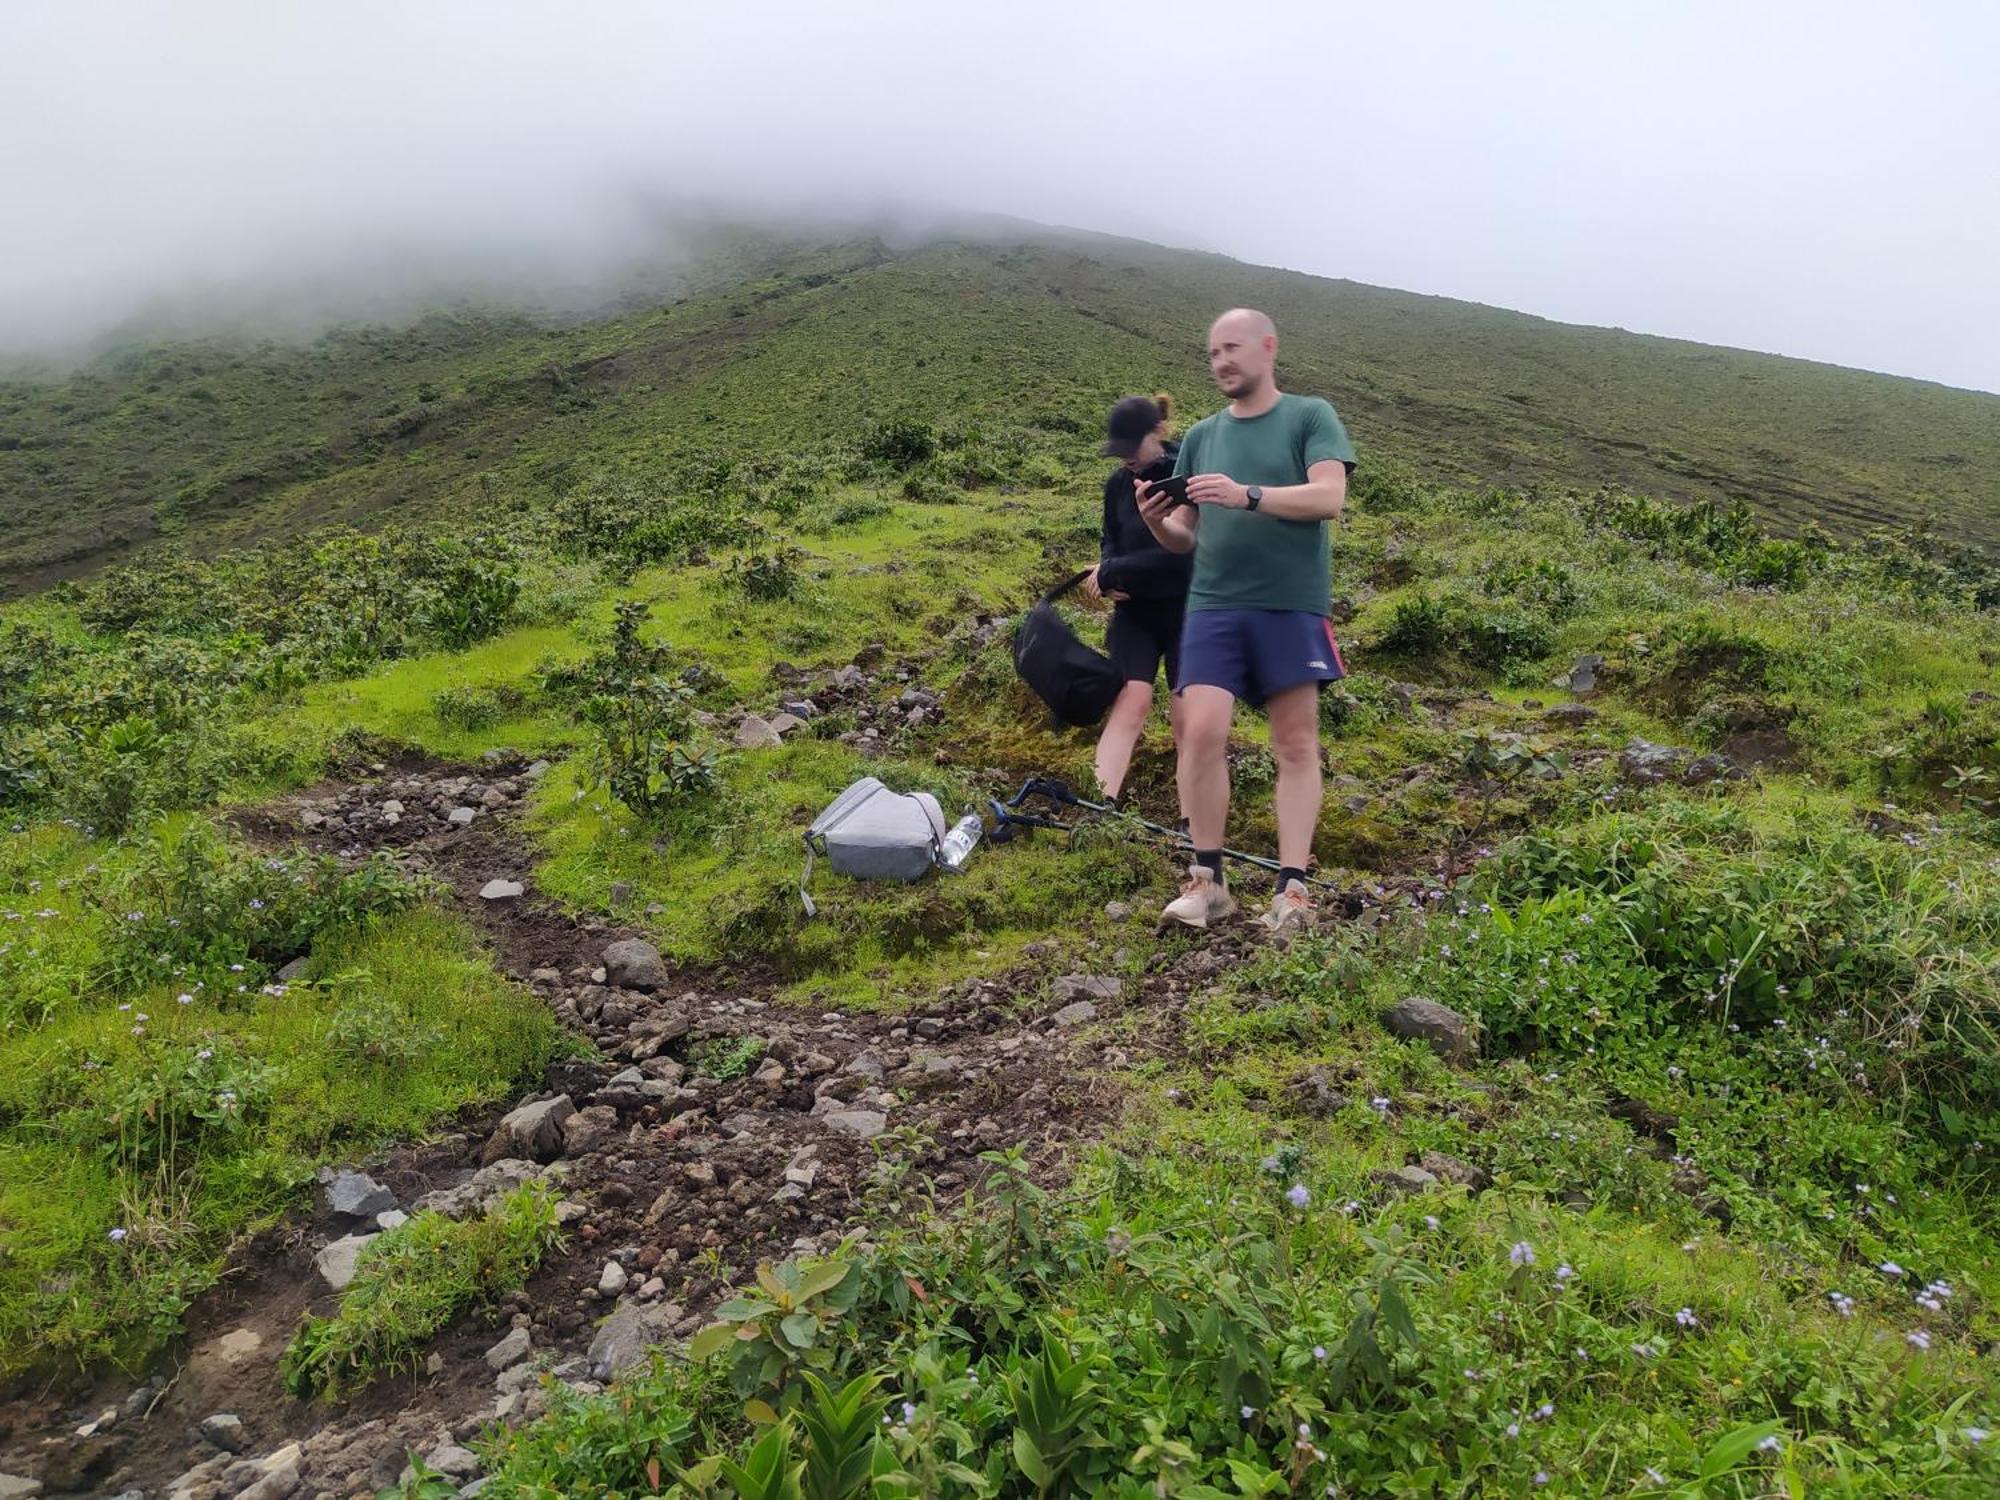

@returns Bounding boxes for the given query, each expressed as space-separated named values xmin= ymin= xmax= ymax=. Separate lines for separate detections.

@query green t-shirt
xmin=1173 ymin=392 xmax=1356 ymax=614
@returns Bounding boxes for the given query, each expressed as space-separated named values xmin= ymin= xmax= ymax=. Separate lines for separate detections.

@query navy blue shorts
xmin=1177 ymin=609 xmax=1346 ymax=707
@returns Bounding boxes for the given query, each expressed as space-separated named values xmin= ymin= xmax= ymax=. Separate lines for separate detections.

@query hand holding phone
xmin=1137 ymin=474 xmax=1191 ymax=510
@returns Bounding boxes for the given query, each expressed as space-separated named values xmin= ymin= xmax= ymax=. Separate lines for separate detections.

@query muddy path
xmin=5 ymin=753 xmax=1345 ymax=1500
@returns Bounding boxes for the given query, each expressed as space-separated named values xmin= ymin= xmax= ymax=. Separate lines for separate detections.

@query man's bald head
xmin=1206 ymin=308 xmax=1279 ymax=404
xmin=1210 ymin=307 xmax=1277 ymax=343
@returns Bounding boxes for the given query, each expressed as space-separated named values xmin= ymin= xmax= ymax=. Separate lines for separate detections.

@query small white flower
xmin=1424 ymin=1215 xmax=1440 ymax=1230
xmin=1675 ymin=1307 xmax=1699 ymax=1329
xmin=1287 ymin=1183 xmax=1311 ymax=1209
xmin=1505 ymin=1422 xmax=1521 ymax=1438
xmin=108 ymin=1227 xmax=127 ymax=1242
xmin=1907 ymin=1329 xmax=1931 ymax=1351
xmin=1757 ymin=1435 xmax=1781 ymax=1452
xmin=1241 ymin=1404 xmax=1257 ymax=1420
xmin=1313 ymin=1345 xmax=1327 ymax=1360
xmin=1880 ymin=1261 xmax=1905 ymax=1278
xmin=1510 ymin=1241 xmax=1536 ymax=1267
xmin=1965 ymin=1427 xmax=1988 ymax=1445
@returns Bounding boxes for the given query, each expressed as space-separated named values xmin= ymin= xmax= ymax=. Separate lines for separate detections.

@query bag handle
xmin=799 ymin=830 xmax=822 ymax=918
xmin=1041 ymin=568 xmax=1094 ymax=605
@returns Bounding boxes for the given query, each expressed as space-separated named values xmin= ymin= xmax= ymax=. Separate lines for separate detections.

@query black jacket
xmin=1098 ymin=442 xmax=1193 ymax=604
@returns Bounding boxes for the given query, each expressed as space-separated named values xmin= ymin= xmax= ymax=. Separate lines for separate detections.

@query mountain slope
xmin=3 ymin=221 xmax=1995 ymax=593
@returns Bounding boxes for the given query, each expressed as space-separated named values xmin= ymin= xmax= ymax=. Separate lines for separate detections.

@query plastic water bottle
xmin=938 ymin=813 xmax=984 ymax=873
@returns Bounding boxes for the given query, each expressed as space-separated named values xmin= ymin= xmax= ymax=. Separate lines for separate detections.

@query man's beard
xmin=1220 ymin=373 xmax=1256 ymax=398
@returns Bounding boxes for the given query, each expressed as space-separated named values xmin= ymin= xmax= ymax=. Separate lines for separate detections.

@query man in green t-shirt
xmin=1135 ymin=308 xmax=1356 ymax=935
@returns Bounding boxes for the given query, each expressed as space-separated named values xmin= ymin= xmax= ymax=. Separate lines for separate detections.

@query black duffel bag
xmin=1012 ymin=570 xmax=1125 ymax=728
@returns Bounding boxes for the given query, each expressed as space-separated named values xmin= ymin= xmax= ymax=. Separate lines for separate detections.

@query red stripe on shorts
xmin=1323 ymin=617 xmax=1347 ymax=675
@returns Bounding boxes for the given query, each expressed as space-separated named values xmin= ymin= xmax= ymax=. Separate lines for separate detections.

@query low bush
xmin=859 ymin=416 xmax=938 ymax=470
xmin=99 ymin=818 xmax=436 ymax=994
xmin=549 ymin=602 xmax=722 ymax=822
xmin=1375 ymin=589 xmax=1557 ymax=676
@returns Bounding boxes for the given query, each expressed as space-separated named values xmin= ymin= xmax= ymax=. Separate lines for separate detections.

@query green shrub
xmin=1376 ymin=590 xmax=1556 ymax=674
xmin=1481 ymin=558 xmax=1582 ymax=620
xmin=429 ymin=683 xmax=505 ymax=731
xmin=722 ymin=542 xmax=806 ymax=602
xmin=90 ymin=1036 xmax=271 ymax=1176
xmin=475 ymin=1365 xmax=699 ymax=1497
xmin=1378 ymin=591 xmax=1452 ymax=657
xmin=859 ymin=416 xmax=937 ymax=470
xmin=281 ymin=1182 xmax=561 ymax=1400
xmin=552 ymin=602 xmax=721 ymax=821
xmin=99 ymin=819 xmax=436 ymax=993
xmin=1409 ymin=886 xmax=1659 ymax=1055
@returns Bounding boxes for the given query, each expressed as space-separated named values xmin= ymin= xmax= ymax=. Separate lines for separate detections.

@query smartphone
xmin=1139 ymin=474 xmax=1191 ymax=509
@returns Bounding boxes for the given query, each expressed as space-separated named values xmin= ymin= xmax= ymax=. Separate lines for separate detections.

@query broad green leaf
xmin=1700 ymin=1419 xmax=1784 ymax=1478
xmin=1012 ymin=1428 xmax=1050 ymax=1487
xmin=779 ymin=1310 xmax=819 ymax=1348
xmin=687 ymin=1323 xmax=737 ymax=1361
xmin=796 ymin=1259 xmax=853 ymax=1301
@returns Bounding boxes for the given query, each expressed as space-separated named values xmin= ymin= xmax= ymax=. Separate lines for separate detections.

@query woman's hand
xmin=1134 ymin=478 xmax=1198 ymax=553
xmin=1083 ymin=563 xmax=1131 ymax=604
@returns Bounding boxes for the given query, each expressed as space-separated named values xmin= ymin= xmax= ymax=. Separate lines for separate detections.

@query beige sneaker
xmin=1158 ymin=864 xmax=1236 ymax=930
xmin=1256 ymin=881 xmax=1314 ymax=937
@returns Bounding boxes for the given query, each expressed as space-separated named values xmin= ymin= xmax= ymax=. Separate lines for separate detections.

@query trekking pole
xmin=998 ymin=777 xmax=1344 ymax=892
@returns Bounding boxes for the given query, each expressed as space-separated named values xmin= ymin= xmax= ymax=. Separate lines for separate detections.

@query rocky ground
xmin=2 ymin=752 xmax=1383 ymax=1500
xmin=0 ymin=647 xmax=1770 ymax=1499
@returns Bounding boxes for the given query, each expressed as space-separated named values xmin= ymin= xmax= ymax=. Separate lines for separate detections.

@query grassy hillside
xmin=3 ymin=393 xmax=1998 ymax=1491
xmin=3 ymin=221 xmax=2000 ymax=1494
xmin=4 ymin=220 xmax=1997 ymax=595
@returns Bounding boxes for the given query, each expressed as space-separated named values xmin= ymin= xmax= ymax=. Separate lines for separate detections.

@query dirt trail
xmin=3 ymin=753 xmax=1310 ymax=1500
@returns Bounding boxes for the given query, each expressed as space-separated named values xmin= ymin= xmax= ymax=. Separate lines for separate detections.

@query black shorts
xmin=1106 ymin=600 xmax=1185 ymax=690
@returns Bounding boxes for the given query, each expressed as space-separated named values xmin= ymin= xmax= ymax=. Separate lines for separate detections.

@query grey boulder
xmin=1382 ymin=996 xmax=1477 ymax=1065
xmin=315 ymin=1233 xmax=378 ymax=1291
xmin=482 ymin=1096 xmax=576 ymax=1164
xmin=325 ymin=1169 xmax=397 ymax=1220
xmin=586 ymin=1299 xmax=683 ymax=1382
xmin=601 ymin=939 xmax=668 ymax=992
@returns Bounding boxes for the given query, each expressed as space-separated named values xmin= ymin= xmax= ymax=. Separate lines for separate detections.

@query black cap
xmin=1101 ymin=396 xmax=1163 ymax=458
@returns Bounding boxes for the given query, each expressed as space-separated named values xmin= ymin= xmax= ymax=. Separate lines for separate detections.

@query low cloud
xmin=3 ymin=1 xmax=1993 ymax=390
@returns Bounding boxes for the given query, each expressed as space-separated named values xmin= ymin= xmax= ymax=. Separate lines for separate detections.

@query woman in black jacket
xmin=1085 ymin=394 xmax=1193 ymax=804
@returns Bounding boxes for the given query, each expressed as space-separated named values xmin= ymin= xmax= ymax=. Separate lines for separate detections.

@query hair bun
xmin=1153 ymin=393 xmax=1172 ymax=421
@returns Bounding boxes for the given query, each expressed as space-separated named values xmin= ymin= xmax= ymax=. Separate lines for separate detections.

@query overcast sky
xmin=4 ymin=1 xmax=1995 ymax=392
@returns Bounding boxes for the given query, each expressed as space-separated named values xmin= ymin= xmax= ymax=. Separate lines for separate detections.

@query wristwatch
xmin=1245 ymin=485 xmax=1263 ymax=511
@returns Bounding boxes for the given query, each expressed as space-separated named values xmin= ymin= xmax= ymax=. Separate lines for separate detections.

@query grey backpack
xmin=799 ymin=776 xmax=949 ymax=916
